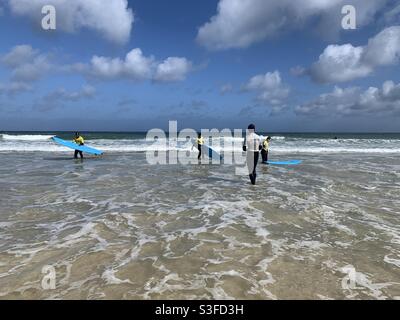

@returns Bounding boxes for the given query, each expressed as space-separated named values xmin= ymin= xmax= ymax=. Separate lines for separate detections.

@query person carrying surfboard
xmin=243 ymin=124 xmax=262 ymax=185
xmin=196 ymin=132 xmax=205 ymax=160
xmin=73 ymin=132 xmax=85 ymax=159
xmin=261 ymin=136 xmax=271 ymax=163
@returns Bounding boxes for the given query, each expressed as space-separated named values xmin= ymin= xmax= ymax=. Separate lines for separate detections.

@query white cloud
xmin=244 ymin=71 xmax=290 ymax=105
xmin=7 ymin=0 xmax=134 ymax=44
xmin=310 ymin=26 xmax=400 ymax=83
xmin=295 ymin=81 xmax=400 ymax=116
xmin=153 ymin=57 xmax=192 ymax=82
xmin=196 ymin=0 xmax=388 ymax=50
xmin=88 ymin=49 xmax=192 ymax=82
xmin=309 ymin=44 xmax=372 ymax=83
xmin=1 ymin=45 xmax=194 ymax=85
xmin=90 ymin=48 xmax=154 ymax=80
xmin=1 ymin=45 xmax=51 ymax=82
xmin=363 ymin=26 xmax=400 ymax=66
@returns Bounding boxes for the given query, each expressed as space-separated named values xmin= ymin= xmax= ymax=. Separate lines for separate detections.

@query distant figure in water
xmin=73 ymin=132 xmax=84 ymax=159
xmin=196 ymin=132 xmax=205 ymax=160
xmin=243 ymin=124 xmax=261 ymax=185
xmin=334 ymin=136 xmax=338 ymax=140
xmin=261 ymin=136 xmax=271 ymax=163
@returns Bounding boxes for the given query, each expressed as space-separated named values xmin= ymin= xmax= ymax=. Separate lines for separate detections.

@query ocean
xmin=0 ymin=131 xmax=399 ymax=299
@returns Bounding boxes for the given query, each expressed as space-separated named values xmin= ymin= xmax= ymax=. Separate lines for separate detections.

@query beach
xmin=0 ymin=132 xmax=399 ymax=299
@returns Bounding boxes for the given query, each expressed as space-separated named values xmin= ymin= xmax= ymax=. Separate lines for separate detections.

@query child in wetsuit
xmin=261 ymin=136 xmax=271 ymax=163
xmin=73 ymin=132 xmax=85 ymax=159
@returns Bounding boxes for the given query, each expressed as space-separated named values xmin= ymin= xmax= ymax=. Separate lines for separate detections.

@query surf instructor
xmin=73 ymin=132 xmax=84 ymax=159
xmin=243 ymin=124 xmax=261 ymax=185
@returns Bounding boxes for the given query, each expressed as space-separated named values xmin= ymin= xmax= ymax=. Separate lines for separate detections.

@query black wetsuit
xmin=74 ymin=149 xmax=83 ymax=159
xmin=261 ymin=149 xmax=268 ymax=162
xmin=197 ymin=144 xmax=202 ymax=159
xmin=247 ymin=151 xmax=259 ymax=185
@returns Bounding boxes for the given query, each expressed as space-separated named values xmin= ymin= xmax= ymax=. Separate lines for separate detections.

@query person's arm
xmin=242 ymin=135 xmax=247 ymax=151
xmin=256 ymin=134 xmax=262 ymax=151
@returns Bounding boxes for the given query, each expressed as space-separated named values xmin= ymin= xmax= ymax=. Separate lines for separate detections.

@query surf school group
xmin=52 ymin=123 xmax=300 ymax=186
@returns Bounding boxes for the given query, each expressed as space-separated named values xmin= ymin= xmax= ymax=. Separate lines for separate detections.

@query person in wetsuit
xmin=261 ymin=136 xmax=271 ymax=163
xmin=196 ymin=132 xmax=205 ymax=160
xmin=243 ymin=124 xmax=262 ymax=185
xmin=73 ymin=132 xmax=84 ymax=159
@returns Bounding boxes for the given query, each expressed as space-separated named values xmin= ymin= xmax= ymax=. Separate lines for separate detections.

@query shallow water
xmin=0 ymin=133 xmax=400 ymax=299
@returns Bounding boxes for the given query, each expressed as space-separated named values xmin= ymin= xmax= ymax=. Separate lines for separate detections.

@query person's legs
xmin=79 ymin=151 xmax=83 ymax=159
xmin=261 ymin=149 xmax=267 ymax=162
xmin=265 ymin=150 xmax=268 ymax=163
xmin=247 ymin=151 xmax=256 ymax=185
xmin=252 ymin=151 xmax=259 ymax=184
xmin=197 ymin=144 xmax=202 ymax=160
xmin=74 ymin=150 xmax=78 ymax=159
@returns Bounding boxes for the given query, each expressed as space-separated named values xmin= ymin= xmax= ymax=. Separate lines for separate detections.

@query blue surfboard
xmin=202 ymin=143 xmax=223 ymax=161
xmin=192 ymin=139 xmax=223 ymax=161
xmin=52 ymin=136 xmax=103 ymax=155
xmin=263 ymin=160 xmax=302 ymax=165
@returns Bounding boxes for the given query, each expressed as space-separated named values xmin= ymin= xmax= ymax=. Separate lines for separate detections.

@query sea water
xmin=0 ymin=132 xmax=399 ymax=299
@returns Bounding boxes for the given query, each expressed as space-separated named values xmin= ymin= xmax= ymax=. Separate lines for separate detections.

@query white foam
xmin=102 ymin=269 xmax=133 ymax=285
xmin=384 ymin=255 xmax=400 ymax=268
xmin=1 ymin=135 xmax=400 ymax=154
xmin=0 ymin=134 xmax=53 ymax=141
xmin=271 ymin=147 xmax=400 ymax=154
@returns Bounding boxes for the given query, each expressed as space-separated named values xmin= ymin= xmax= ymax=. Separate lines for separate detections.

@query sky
xmin=0 ymin=0 xmax=400 ymax=132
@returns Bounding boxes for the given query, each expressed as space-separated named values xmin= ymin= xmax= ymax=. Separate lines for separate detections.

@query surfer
xmin=73 ymin=132 xmax=84 ymax=159
xmin=196 ymin=132 xmax=205 ymax=160
xmin=261 ymin=136 xmax=271 ymax=163
xmin=243 ymin=124 xmax=261 ymax=185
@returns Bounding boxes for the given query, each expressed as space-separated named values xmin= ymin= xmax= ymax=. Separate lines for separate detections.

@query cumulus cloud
xmin=1 ymin=45 xmax=52 ymax=82
xmin=309 ymin=44 xmax=372 ymax=83
xmin=295 ymin=81 xmax=400 ymax=116
xmin=244 ymin=71 xmax=290 ymax=105
xmin=87 ymin=48 xmax=192 ymax=82
xmin=196 ymin=0 xmax=388 ymax=50
xmin=310 ymin=26 xmax=400 ymax=83
xmin=7 ymin=0 xmax=134 ymax=44
xmin=363 ymin=26 xmax=400 ymax=66
xmin=153 ymin=57 xmax=192 ymax=82
xmin=1 ymin=45 xmax=193 ymax=85
xmin=90 ymin=48 xmax=154 ymax=80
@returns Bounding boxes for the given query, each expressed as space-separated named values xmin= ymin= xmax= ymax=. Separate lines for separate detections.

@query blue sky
xmin=0 ymin=0 xmax=399 ymax=132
